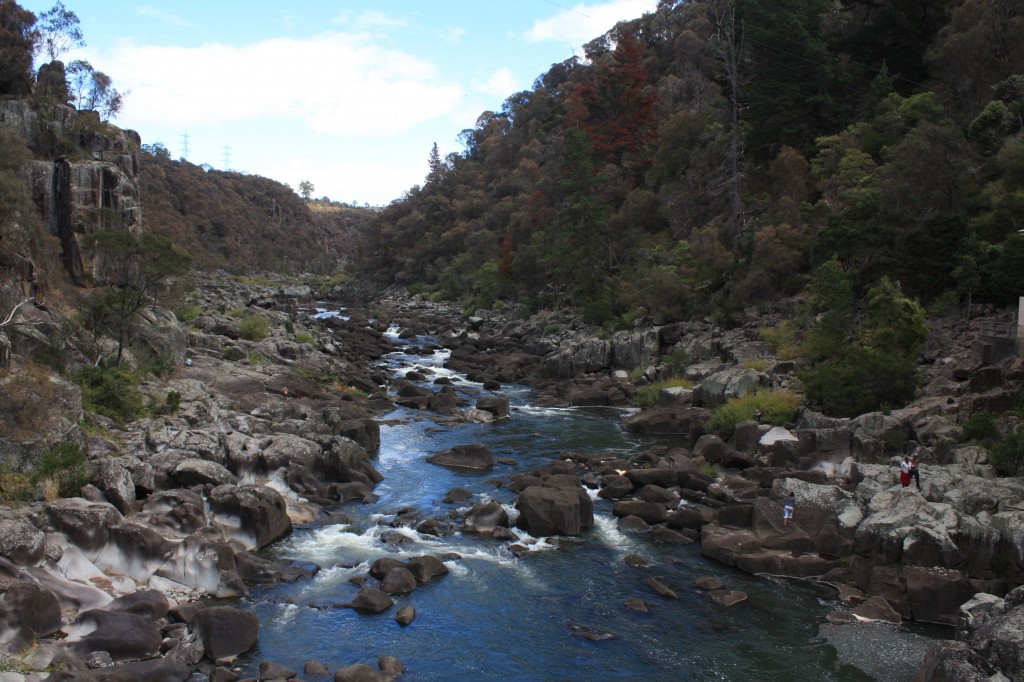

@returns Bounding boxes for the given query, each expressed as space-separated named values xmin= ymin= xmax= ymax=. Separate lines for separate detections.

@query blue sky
xmin=20 ymin=1 xmax=658 ymax=205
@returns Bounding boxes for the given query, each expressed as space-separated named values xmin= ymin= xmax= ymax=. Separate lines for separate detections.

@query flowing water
xmin=239 ymin=324 xmax=948 ymax=681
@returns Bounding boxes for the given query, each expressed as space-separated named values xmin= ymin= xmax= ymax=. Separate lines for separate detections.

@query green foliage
xmin=164 ymin=390 xmax=181 ymax=414
xmin=698 ymin=463 xmax=719 ymax=479
xmin=174 ymin=305 xmax=202 ymax=322
xmin=800 ymin=276 xmax=926 ymax=417
xmin=0 ymin=1 xmax=36 ymax=96
xmin=139 ymin=351 xmax=176 ymax=379
xmin=742 ymin=357 xmax=769 ymax=372
xmin=31 ymin=443 xmax=88 ymax=499
xmin=72 ymin=364 xmax=146 ymax=423
xmin=962 ymin=411 xmax=998 ymax=443
xmin=85 ymin=229 xmax=191 ymax=366
xmin=759 ymin=323 xmax=800 ymax=360
xmin=662 ymin=347 xmax=691 ymax=375
xmin=239 ymin=315 xmax=270 ymax=341
xmin=705 ymin=390 xmax=803 ymax=433
xmin=798 ymin=347 xmax=916 ymax=418
xmin=294 ymin=331 xmax=315 ymax=345
xmin=0 ymin=440 xmax=83 ymax=502
xmin=990 ymin=425 xmax=1024 ymax=477
xmin=926 ymin=290 xmax=959 ymax=317
xmin=246 ymin=352 xmax=267 ymax=365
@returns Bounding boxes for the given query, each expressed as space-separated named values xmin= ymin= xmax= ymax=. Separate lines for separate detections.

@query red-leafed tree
xmin=567 ymin=28 xmax=660 ymax=178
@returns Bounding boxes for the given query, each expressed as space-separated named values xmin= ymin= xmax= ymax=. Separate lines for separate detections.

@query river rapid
xmin=239 ymin=322 xmax=948 ymax=681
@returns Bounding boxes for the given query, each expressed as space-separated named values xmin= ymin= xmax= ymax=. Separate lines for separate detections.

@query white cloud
xmin=525 ymin=1 xmax=658 ymax=45
xmin=104 ymin=32 xmax=463 ymax=137
xmin=473 ymin=68 xmax=518 ymax=100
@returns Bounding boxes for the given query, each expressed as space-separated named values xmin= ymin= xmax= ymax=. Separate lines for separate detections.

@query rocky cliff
xmin=0 ymin=98 xmax=141 ymax=283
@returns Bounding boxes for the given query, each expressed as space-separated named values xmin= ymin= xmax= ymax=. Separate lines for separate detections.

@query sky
xmin=19 ymin=0 xmax=659 ymax=206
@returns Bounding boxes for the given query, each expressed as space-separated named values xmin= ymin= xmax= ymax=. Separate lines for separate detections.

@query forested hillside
xmin=139 ymin=146 xmax=372 ymax=275
xmin=360 ymin=0 xmax=1024 ymax=328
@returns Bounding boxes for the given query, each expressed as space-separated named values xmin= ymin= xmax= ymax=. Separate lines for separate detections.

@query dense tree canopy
xmin=360 ymin=0 xmax=1024 ymax=330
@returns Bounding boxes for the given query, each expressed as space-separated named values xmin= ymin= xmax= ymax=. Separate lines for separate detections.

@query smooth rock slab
xmin=426 ymin=444 xmax=493 ymax=470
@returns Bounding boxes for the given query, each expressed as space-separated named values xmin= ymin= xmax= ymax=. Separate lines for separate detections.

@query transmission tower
xmin=181 ymin=130 xmax=190 ymax=161
xmin=223 ymin=146 xmax=231 ymax=171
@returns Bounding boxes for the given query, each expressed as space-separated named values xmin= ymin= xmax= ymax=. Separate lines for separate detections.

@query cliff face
xmin=0 ymin=98 xmax=142 ymax=282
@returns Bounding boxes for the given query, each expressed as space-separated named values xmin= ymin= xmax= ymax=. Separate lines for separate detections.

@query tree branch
xmin=0 ymin=297 xmax=36 ymax=328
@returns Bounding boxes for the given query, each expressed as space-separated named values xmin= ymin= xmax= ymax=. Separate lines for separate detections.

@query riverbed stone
xmin=426 ymin=444 xmax=494 ymax=470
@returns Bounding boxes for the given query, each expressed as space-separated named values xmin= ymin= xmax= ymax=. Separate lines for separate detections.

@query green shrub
xmin=742 ymin=357 xmax=769 ymax=372
xmin=706 ymin=389 xmax=803 ymax=433
xmin=698 ymin=463 xmax=719 ymax=479
xmin=926 ymin=290 xmax=959 ymax=317
xmin=174 ymin=305 xmax=202 ymax=322
xmin=247 ymin=352 xmax=267 ymax=365
xmin=991 ymin=425 xmax=1024 ymax=476
xmin=225 ymin=308 xmax=245 ymax=318
xmin=31 ymin=443 xmax=88 ymax=498
xmin=139 ymin=352 xmax=176 ymax=379
xmin=164 ymin=390 xmax=181 ymax=414
xmin=71 ymin=364 xmax=146 ymax=423
xmin=239 ymin=315 xmax=270 ymax=341
xmin=963 ymin=410 xmax=998 ymax=442
xmin=759 ymin=323 xmax=800 ymax=360
xmin=663 ymin=347 xmax=691 ymax=375
xmin=294 ymin=331 xmax=315 ymax=345
xmin=798 ymin=348 xmax=916 ymax=418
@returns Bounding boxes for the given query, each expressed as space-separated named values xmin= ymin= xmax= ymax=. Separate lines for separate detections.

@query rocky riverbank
xmin=1 ymin=277 xmax=1022 ymax=680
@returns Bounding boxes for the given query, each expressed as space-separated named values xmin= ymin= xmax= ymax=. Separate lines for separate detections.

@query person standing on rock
xmin=783 ymin=491 xmax=795 ymax=527
xmin=909 ymin=449 xmax=921 ymax=489
xmin=899 ymin=456 xmax=912 ymax=487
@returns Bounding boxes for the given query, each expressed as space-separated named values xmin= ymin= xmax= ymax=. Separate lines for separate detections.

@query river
xmin=238 ymin=323 xmax=948 ymax=681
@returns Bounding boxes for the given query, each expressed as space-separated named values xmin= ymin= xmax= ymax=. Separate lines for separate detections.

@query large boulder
xmin=515 ymin=487 xmax=592 ymax=536
xmin=322 ymin=437 xmax=383 ymax=485
xmin=0 ymin=562 xmax=62 ymax=651
xmin=693 ymin=367 xmax=764 ymax=408
xmin=154 ymin=527 xmax=246 ymax=598
xmin=622 ymin=407 xmax=711 ymax=439
xmin=915 ymin=587 xmax=1024 ymax=681
xmin=261 ymin=433 xmax=322 ymax=472
xmin=175 ymin=604 xmax=259 ymax=660
xmin=134 ymin=489 xmax=208 ymax=538
xmin=64 ymin=608 xmax=162 ymax=662
xmin=208 ymin=484 xmax=292 ymax=550
xmin=426 ymin=444 xmax=493 ymax=470
xmin=87 ymin=457 xmax=136 ymax=513
xmin=46 ymin=498 xmax=124 ymax=558
xmin=463 ymin=501 xmax=510 ymax=535
xmin=0 ymin=520 xmax=45 ymax=566
xmin=172 ymin=458 xmax=238 ymax=488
